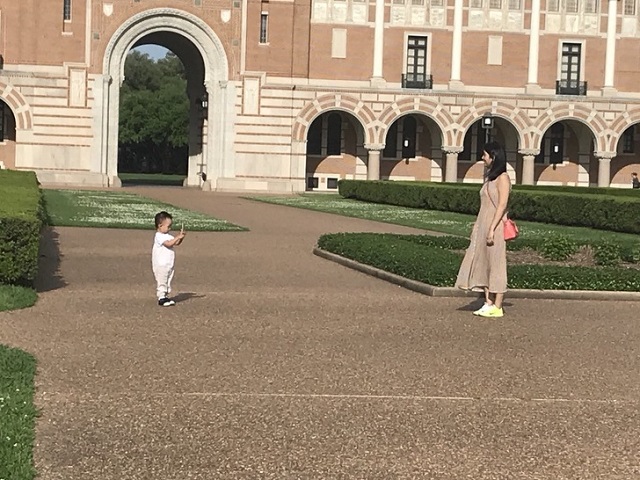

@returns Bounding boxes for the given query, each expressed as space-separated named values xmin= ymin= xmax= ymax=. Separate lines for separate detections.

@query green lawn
xmin=0 ymin=286 xmax=37 ymax=313
xmin=249 ymin=194 xmax=640 ymax=246
xmin=44 ymin=189 xmax=246 ymax=231
xmin=119 ymin=173 xmax=186 ymax=187
xmin=0 ymin=345 xmax=37 ymax=480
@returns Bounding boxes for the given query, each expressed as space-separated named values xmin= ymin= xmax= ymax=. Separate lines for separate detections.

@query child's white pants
xmin=153 ymin=265 xmax=174 ymax=300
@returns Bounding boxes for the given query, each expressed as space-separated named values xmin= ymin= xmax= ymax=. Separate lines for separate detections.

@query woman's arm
xmin=486 ymin=174 xmax=511 ymax=244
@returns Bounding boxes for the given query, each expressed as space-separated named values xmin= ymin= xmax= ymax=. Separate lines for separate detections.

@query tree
xmin=118 ymin=50 xmax=189 ymax=174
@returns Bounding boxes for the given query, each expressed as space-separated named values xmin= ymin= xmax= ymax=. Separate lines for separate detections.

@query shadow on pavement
xmin=172 ymin=292 xmax=205 ymax=303
xmin=35 ymin=227 xmax=66 ymax=293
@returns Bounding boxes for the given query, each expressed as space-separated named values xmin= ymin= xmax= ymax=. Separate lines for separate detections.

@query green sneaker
xmin=478 ymin=305 xmax=504 ymax=318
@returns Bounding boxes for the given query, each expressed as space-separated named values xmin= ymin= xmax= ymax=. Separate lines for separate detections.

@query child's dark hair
xmin=155 ymin=211 xmax=172 ymax=228
xmin=483 ymin=141 xmax=508 ymax=181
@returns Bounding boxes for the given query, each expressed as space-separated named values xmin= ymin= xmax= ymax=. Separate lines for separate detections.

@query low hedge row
xmin=317 ymin=233 xmax=640 ymax=292
xmin=338 ymin=180 xmax=640 ymax=234
xmin=0 ymin=171 xmax=45 ymax=286
xmin=400 ymin=181 xmax=640 ymax=198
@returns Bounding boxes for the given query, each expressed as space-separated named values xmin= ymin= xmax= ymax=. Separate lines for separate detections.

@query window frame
xmin=259 ymin=12 xmax=268 ymax=44
xmin=63 ymin=0 xmax=72 ymax=22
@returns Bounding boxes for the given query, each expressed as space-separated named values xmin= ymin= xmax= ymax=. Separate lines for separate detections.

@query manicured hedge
xmin=0 ymin=171 xmax=45 ymax=286
xmin=338 ymin=180 xmax=640 ymax=234
xmin=317 ymin=233 xmax=640 ymax=292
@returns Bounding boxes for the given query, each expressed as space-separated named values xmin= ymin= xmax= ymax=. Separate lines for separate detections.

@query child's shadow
xmin=173 ymin=292 xmax=206 ymax=304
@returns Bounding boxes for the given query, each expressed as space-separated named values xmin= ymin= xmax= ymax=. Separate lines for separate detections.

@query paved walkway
xmin=1 ymin=188 xmax=639 ymax=479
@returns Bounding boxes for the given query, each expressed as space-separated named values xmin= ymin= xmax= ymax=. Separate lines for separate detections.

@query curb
xmin=313 ymin=247 xmax=640 ymax=302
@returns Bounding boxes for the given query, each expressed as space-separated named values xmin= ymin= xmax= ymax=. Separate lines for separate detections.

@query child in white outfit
xmin=152 ymin=211 xmax=186 ymax=307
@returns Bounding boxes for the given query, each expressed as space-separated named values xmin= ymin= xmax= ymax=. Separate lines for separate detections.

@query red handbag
xmin=503 ymin=218 xmax=519 ymax=241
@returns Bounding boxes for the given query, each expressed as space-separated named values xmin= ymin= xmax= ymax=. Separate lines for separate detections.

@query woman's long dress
xmin=455 ymin=179 xmax=508 ymax=293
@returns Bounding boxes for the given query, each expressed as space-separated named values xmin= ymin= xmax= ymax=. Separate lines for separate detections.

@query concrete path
xmin=1 ymin=188 xmax=639 ymax=479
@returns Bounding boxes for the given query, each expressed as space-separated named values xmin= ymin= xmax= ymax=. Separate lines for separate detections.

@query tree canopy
xmin=118 ymin=50 xmax=189 ymax=174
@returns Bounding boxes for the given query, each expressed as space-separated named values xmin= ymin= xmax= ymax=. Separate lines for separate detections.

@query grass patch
xmin=119 ymin=173 xmax=186 ymax=187
xmin=0 ymin=345 xmax=37 ymax=480
xmin=0 ymin=286 xmax=37 ymax=312
xmin=318 ymin=233 xmax=640 ymax=291
xmin=250 ymin=194 xmax=640 ymax=247
xmin=44 ymin=189 xmax=246 ymax=231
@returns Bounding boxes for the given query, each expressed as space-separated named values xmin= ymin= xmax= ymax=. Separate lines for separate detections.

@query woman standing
xmin=455 ymin=141 xmax=512 ymax=318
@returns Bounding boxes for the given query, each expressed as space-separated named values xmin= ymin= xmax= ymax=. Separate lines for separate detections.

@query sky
xmin=133 ymin=44 xmax=169 ymax=61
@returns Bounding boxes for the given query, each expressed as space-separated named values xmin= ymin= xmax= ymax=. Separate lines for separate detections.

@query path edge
xmin=313 ymin=247 xmax=640 ymax=302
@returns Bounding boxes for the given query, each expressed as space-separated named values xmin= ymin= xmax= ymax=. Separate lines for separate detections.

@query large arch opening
xmin=101 ymin=9 xmax=230 ymax=189
xmin=118 ymin=43 xmax=193 ymax=186
xmin=459 ymin=117 xmax=519 ymax=183
xmin=0 ymin=101 xmax=17 ymax=169
xmin=535 ymin=120 xmax=595 ymax=186
xmin=612 ymin=124 xmax=640 ymax=188
xmin=381 ymin=114 xmax=443 ymax=182
xmin=305 ymin=111 xmax=366 ymax=191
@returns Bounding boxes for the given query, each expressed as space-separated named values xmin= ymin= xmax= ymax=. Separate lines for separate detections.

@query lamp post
xmin=196 ymin=92 xmax=209 ymax=184
xmin=481 ymin=112 xmax=494 ymax=145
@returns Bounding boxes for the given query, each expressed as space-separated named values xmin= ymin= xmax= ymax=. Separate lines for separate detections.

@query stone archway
xmin=0 ymin=82 xmax=33 ymax=171
xmin=99 ymin=8 xmax=231 ymax=188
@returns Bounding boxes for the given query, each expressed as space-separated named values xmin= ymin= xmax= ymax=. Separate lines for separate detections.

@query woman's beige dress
xmin=455 ymin=177 xmax=509 ymax=293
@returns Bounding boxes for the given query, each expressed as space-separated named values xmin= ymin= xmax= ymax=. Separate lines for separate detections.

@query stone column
xmin=596 ymin=152 xmax=615 ymax=187
xmin=525 ymin=0 xmax=541 ymax=93
xmin=443 ymin=147 xmax=462 ymax=183
xmin=603 ymin=0 xmax=618 ymax=95
xmin=371 ymin=0 xmax=385 ymax=83
xmin=519 ymin=149 xmax=538 ymax=185
xmin=449 ymin=0 xmax=464 ymax=89
xmin=365 ymin=144 xmax=383 ymax=180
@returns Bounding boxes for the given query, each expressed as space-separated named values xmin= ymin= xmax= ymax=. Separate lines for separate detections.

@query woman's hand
xmin=486 ymin=231 xmax=495 ymax=246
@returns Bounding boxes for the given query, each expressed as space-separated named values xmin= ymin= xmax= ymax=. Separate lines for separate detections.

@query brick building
xmin=1 ymin=0 xmax=639 ymax=191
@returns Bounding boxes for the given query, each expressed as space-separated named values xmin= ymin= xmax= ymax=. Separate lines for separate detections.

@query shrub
xmin=338 ymin=180 xmax=640 ymax=234
xmin=620 ymin=244 xmax=640 ymax=264
xmin=538 ymin=236 xmax=578 ymax=261
xmin=317 ymin=232 xmax=640 ymax=292
xmin=0 ymin=171 xmax=45 ymax=286
xmin=593 ymin=242 xmax=621 ymax=267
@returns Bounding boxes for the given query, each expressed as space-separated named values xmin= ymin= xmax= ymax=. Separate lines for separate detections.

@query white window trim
xmin=259 ymin=11 xmax=269 ymax=45
xmin=64 ymin=0 xmax=72 ymax=22
xmin=401 ymin=32 xmax=432 ymax=77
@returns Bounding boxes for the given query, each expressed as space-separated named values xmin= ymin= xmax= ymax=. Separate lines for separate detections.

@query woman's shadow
xmin=172 ymin=292 xmax=206 ymax=304
xmin=34 ymin=227 xmax=66 ymax=293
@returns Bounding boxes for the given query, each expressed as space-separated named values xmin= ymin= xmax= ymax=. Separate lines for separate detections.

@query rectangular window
xmin=63 ymin=0 xmax=72 ymax=21
xmin=405 ymin=36 xmax=428 ymax=88
xmin=508 ymin=0 xmax=521 ymax=9
xmin=489 ymin=0 xmax=502 ymax=8
xmin=624 ymin=0 xmax=636 ymax=15
xmin=431 ymin=0 xmax=444 ymax=5
xmin=623 ymin=126 xmax=635 ymax=153
xmin=584 ymin=0 xmax=597 ymax=13
xmin=547 ymin=0 xmax=560 ymax=11
xmin=470 ymin=0 xmax=483 ymax=6
xmin=560 ymin=42 xmax=581 ymax=88
xmin=259 ymin=13 xmax=268 ymax=44
xmin=565 ymin=0 xmax=578 ymax=13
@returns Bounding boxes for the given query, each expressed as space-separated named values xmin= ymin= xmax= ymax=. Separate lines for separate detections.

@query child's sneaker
xmin=166 ymin=298 xmax=176 ymax=306
xmin=158 ymin=298 xmax=173 ymax=307
xmin=473 ymin=303 xmax=492 ymax=316
xmin=477 ymin=305 xmax=504 ymax=318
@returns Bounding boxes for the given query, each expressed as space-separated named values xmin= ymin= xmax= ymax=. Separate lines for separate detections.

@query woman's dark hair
xmin=483 ymin=141 xmax=507 ymax=181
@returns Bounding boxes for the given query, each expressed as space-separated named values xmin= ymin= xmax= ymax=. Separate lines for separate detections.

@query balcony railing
xmin=556 ymin=80 xmax=587 ymax=96
xmin=402 ymin=73 xmax=433 ymax=89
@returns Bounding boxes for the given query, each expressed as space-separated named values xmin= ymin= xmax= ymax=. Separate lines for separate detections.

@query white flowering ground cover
xmin=43 ymin=189 xmax=246 ymax=231
xmin=249 ymin=194 xmax=640 ymax=245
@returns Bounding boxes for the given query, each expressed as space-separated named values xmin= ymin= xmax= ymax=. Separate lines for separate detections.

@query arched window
xmin=306 ymin=118 xmax=322 ymax=155
xmin=326 ymin=113 xmax=342 ymax=156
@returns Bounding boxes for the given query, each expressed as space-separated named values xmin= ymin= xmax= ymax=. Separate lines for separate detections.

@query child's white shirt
xmin=152 ymin=232 xmax=175 ymax=268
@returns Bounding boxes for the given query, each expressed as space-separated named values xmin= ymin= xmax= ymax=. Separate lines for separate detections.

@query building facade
xmin=1 ymin=0 xmax=640 ymax=191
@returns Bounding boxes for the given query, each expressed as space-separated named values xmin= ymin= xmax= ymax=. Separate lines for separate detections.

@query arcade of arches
xmin=305 ymin=110 xmax=640 ymax=191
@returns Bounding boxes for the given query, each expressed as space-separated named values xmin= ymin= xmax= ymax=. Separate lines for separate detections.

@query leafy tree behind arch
xmin=118 ymin=50 xmax=189 ymax=174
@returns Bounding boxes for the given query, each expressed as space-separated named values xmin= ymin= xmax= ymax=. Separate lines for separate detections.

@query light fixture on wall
xmin=481 ymin=112 xmax=494 ymax=144
xmin=197 ymin=92 xmax=209 ymax=112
